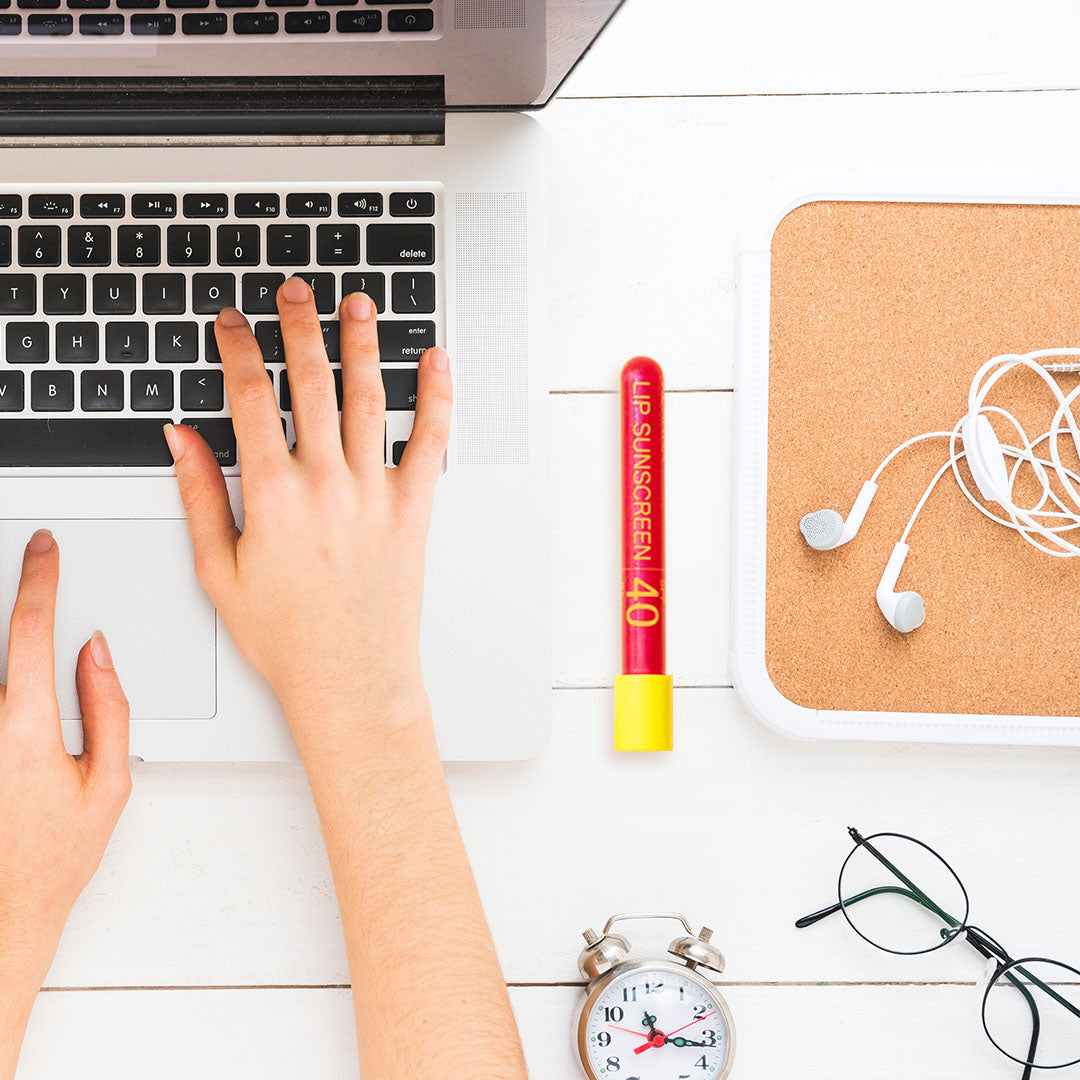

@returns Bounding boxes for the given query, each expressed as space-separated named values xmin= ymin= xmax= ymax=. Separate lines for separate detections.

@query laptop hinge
xmin=0 ymin=76 xmax=445 ymax=141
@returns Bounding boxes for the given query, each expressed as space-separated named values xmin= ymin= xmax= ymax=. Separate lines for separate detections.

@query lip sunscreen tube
xmin=615 ymin=356 xmax=673 ymax=752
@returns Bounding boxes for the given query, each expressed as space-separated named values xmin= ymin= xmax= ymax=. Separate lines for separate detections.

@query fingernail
xmin=90 ymin=630 xmax=114 ymax=671
xmin=429 ymin=347 xmax=449 ymax=372
xmin=217 ymin=306 xmax=247 ymax=328
xmin=282 ymin=277 xmax=310 ymax=304
xmin=346 ymin=292 xmax=374 ymax=321
xmin=163 ymin=423 xmax=185 ymax=462
xmin=26 ymin=528 xmax=53 ymax=554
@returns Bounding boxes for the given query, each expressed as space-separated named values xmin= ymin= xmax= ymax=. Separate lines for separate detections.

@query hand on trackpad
xmin=0 ymin=521 xmax=216 ymax=721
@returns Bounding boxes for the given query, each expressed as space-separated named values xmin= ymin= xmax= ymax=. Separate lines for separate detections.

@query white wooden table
xmin=17 ymin=3 xmax=1080 ymax=1076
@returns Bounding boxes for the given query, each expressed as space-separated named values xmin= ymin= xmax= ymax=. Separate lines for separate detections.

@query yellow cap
xmin=614 ymin=674 xmax=674 ymax=751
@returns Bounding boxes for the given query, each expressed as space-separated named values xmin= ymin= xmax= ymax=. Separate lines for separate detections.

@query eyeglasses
xmin=796 ymin=827 xmax=1080 ymax=1079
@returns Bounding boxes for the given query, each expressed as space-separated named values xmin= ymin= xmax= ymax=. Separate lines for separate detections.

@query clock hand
xmin=609 ymin=1025 xmax=653 ymax=1038
xmin=633 ymin=1012 xmax=717 ymax=1055
xmin=663 ymin=1012 xmax=715 ymax=1038
xmin=643 ymin=1011 xmax=659 ymax=1039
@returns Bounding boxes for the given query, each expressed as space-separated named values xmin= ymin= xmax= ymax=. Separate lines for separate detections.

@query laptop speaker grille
xmin=454 ymin=193 xmax=529 ymax=466
xmin=454 ymin=0 xmax=525 ymax=29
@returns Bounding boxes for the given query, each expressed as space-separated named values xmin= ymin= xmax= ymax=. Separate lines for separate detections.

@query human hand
xmin=163 ymin=279 xmax=452 ymax=757
xmin=0 ymin=531 xmax=131 ymax=1074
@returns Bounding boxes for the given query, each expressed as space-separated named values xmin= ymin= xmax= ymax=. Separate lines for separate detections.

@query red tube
xmin=620 ymin=357 xmax=666 ymax=675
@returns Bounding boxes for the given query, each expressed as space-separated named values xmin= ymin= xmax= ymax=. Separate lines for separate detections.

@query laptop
xmin=0 ymin=0 xmax=623 ymax=761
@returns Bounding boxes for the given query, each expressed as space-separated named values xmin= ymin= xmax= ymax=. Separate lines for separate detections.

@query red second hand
xmin=633 ymin=1012 xmax=716 ymax=1056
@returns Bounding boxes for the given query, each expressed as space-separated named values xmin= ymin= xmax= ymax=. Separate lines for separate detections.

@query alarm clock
xmin=574 ymin=912 xmax=736 ymax=1080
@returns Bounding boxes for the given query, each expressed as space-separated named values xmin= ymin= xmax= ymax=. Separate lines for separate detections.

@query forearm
xmin=292 ymin=693 xmax=527 ymax=1080
xmin=0 ymin=945 xmax=54 ymax=1080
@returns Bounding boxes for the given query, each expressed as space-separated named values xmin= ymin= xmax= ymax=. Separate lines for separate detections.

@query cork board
xmin=766 ymin=200 xmax=1080 ymax=717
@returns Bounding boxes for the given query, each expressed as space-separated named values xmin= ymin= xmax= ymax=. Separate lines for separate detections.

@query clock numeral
xmin=603 ymin=1006 xmax=625 ymax=1024
xmin=695 ymin=1056 xmax=709 ymax=1070
xmin=621 ymin=986 xmax=637 ymax=1003
xmin=644 ymin=980 xmax=663 ymax=995
xmin=693 ymin=1003 xmax=708 ymax=1018
xmin=597 ymin=1032 xmax=611 ymax=1048
xmin=606 ymin=1057 xmax=621 ymax=1073
xmin=701 ymin=1029 xmax=718 ymax=1047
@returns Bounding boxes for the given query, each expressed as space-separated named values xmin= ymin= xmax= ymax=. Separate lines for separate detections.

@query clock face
xmin=582 ymin=967 xmax=731 ymax=1080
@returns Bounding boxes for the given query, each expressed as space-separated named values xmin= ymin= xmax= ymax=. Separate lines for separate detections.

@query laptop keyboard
xmin=0 ymin=0 xmax=434 ymax=37
xmin=0 ymin=184 xmax=439 ymax=469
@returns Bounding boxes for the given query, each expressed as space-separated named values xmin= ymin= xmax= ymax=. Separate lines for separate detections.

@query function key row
xmin=0 ymin=223 xmax=435 ymax=267
xmin=0 ymin=5 xmax=427 ymax=30
xmin=0 ymin=192 xmax=433 ymax=220
xmin=0 ymin=271 xmax=433 ymax=317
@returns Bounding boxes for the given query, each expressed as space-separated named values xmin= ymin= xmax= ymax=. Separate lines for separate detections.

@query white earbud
xmin=800 ymin=480 xmax=878 ymax=551
xmin=876 ymin=542 xmax=925 ymax=633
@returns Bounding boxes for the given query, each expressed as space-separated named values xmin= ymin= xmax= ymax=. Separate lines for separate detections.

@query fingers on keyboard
xmin=338 ymin=290 xmax=385 ymax=471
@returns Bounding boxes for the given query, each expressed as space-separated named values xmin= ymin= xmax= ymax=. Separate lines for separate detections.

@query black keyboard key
xmin=233 ymin=14 xmax=277 ymax=31
xmin=320 ymin=321 xmax=340 ymax=361
xmin=31 ymin=371 xmax=74 ymax=412
xmin=336 ymin=6 xmax=378 ymax=27
xmin=0 ymin=371 xmax=24 ymax=412
xmin=132 ymin=193 xmax=177 ymax=217
xmin=131 ymin=370 xmax=174 ymax=411
xmin=56 ymin=321 xmax=99 ymax=363
xmin=43 ymin=274 xmax=86 ymax=315
xmin=117 ymin=225 xmax=161 ymax=266
xmin=80 ymin=193 xmax=125 ymax=218
xmin=0 ymin=196 xmax=22 ymax=219
xmin=0 ymin=276 xmax=36 ymax=315
xmin=68 ymin=225 xmax=111 ymax=267
xmin=254 ymin=321 xmax=283 ymax=361
xmin=242 ymin=273 xmax=284 ymax=314
xmin=280 ymin=367 xmax=342 ymax=411
xmin=156 ymin=322 xmax=199 ymax=363
xmin=18 ymin=225 xmax=61 ymax=267
xmin=284 ymin=8 xmax=326 ymax=29
xmin=182 ymin=13 xmax=223 ymax=30
xmin=183 ymin=193 xmax=229 ymax=218
xmin=391 ymin=439 xmax=407 ymax=466
xmin=143 ymin=273 xmax=186 ymax=314
xmin=117 ymin=0 xmax=159 ymax=7
xmin=93 ymin=274 xmax=137 ymax=315
xmin=192 ymin=273 xmax=235 ymax=314
xmin=69 ymin=0 xmax=110 ymax=7
xmin=0 ymin=419 xmax=173 ymax=466
xmin=105 ymin=322 xmax=149 ymax=363
xmin=316 ymin=223 xmax=360 ymax=265
xmin=28 ymin=12 xmax=71 ymax=31
xmin=131 ymin=12 xmax=174 ymax=32
xmin=218 ymin=0 xmax=257 ymax=5
xmin=6 ymin=322 xmax=48 ymax=363
xmin=389 ymin=191 xmax=435 ymax=217
xmin=366 ymin=223 xmax=434 ymax=265
xmin=391 ymin=271 xmax=435 ymax=314
xmin=378 ymin=320 xmax=435 ymax=361
xmin=181 ymin=369 xmax=223 ymax=411
xmin=381 ymin=367 xmax=418 ymax=410
xmin=217 ymin=224 xmax=260 ymax=266
xmin=204 ymin=322 xmax=221 ymax=363
xmin=234 ymin=193 xmax=279 ymax=217
xmin=19 ymin=0 xmax=59 ymax=8
xmin=81 ymin=370 xmax=124 ymax=411
xmin=387 ymin=7 xmax=431 ymax=30
xmin=27 ymin=194 xmax=73 ymax=218
xmin=342 ymin=272 xmax=385 ymax=313
xmin=339 ymin=192 xmax=382 ymax=217
xmin=286 ymin=193 xmax=331 ymax=217
xmin=0 ymin=14 xmax=20 ymax=31
xmin=78 ymin=13 xmax=124 ymax=32
xmin=0 ymin=227 xmax=11 ymax=267
xmin=180 ymin=418 xmax=234 ymax=465
xmin=296 ymin=272 xmax=335 ymax=314
xmin=167 ymin=225 xmax=211 ymax=266
xmin=316 ymin=0 xmax=354 ymax=5
xmin=266 ymin=0 xmax=305 ymax=7
xmin=266 ymin=225 xmax=309 ymax=266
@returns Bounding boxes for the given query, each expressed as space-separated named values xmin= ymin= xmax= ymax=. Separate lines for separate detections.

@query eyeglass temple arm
xmin=795 ymin=885 xmax=929 ymax=929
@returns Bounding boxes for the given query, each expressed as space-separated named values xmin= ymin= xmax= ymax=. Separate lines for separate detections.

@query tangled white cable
xmin=798 ymin=349 xmax=1080 ymax=633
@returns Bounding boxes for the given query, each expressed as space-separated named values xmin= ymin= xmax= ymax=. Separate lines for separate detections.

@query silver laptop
xmin=0 ymin=0 xmax=623 ymax=761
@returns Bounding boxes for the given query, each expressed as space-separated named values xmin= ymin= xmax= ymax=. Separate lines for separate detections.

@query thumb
xmin=164 ymin=423 xmax=239 ymax=597
xmin=76 ymin=632 xmax=131 ymax=796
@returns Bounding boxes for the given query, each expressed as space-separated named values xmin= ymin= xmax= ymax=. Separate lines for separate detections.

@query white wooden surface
xmin=18 ymin=3 xmax=1080 ymax=1078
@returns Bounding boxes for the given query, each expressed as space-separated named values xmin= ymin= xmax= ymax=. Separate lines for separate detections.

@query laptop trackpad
xmin=0 ymin=520 xmax=216 ymax=721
